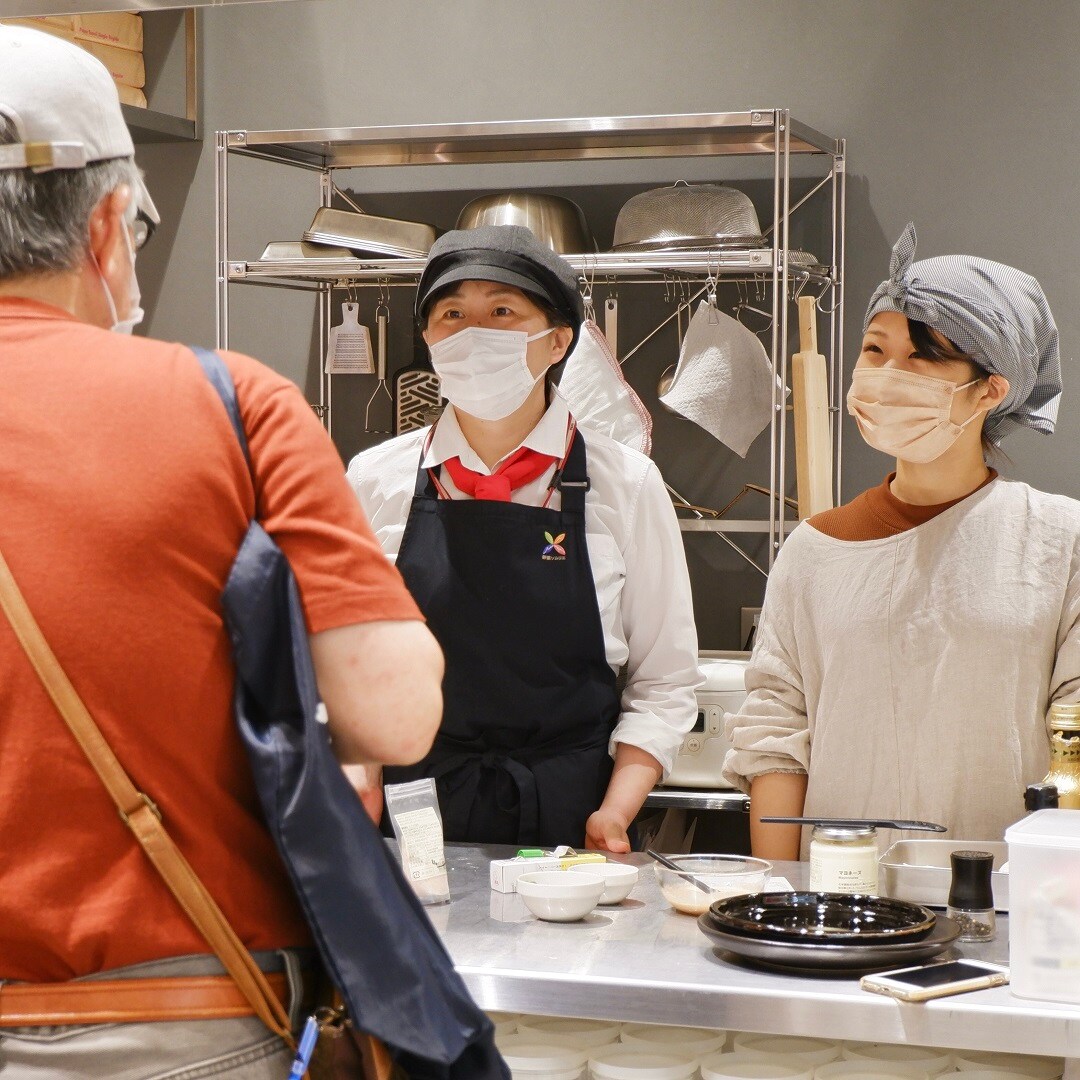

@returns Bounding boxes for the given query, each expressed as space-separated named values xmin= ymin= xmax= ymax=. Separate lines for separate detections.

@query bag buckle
xmin=118 ymin=791 xmax=162 ymax=825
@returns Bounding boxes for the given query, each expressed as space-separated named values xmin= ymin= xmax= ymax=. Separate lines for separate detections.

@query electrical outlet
xmin=740 ymin=607 xmax=762 ymax=650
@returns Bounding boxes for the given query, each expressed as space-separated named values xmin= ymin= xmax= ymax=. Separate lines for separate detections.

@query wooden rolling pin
xmin=791 ymin=295 xmax=834 ymax=519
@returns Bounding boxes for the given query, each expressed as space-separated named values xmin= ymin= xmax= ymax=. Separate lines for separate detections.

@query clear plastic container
xmin=699 ymin=1051 xmax=813 ymax=1080
xmin=952 ymin=1052 xmax=1065 ymax=1079
xmin=733 ymin=1035 xmax=841 ymax=1068
xmin=841 ymin=1041 xmax=953 ymax=1074
xmin=589 ymin=1046 xmax=697 ymax=1080
xmin=621 ymin=1024 xmax=727 ymax=1057
xmin=817 ymin=1061 xmax=930 ymax=1080
xmin=1004 ymin=809 xmax=1080 ymax=1005
xmin=517 ymin=1017 xmax=623 ymax=1050
xmin=496 ymin=1036 xmax=589 ymax=1080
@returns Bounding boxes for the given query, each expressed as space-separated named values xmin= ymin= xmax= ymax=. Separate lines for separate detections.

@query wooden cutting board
xmin=791 ymin=295 xmax=834 ymax=519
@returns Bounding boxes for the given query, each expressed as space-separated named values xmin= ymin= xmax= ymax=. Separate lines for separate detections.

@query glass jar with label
xmin=809 ymin=825 xmax=879 ymax=894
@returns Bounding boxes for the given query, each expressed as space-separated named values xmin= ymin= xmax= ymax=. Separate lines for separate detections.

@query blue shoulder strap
xmin=190 ymin=345 xmax=251 ymax=467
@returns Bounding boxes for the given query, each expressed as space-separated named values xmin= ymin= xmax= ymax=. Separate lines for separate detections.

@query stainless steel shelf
xmin=643 ymin=788 xmax=749 ymax=811
xmin=227 ymin=249 xmax=833 ymax=286
xmin=225 ymin=112 xmax=840 ymax=170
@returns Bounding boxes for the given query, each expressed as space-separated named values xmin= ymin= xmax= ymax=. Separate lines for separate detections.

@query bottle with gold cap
xmin=1040 ymin=702 xmax=1080 ymax=809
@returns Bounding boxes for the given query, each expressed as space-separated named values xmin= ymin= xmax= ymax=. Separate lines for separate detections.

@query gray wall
xmin=134 ymin=0 xmax=1080 ymax=649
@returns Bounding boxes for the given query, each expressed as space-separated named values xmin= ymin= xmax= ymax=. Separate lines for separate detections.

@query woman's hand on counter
xmin=585 ymin=806 xmax=633 ymax=853
xmin=343 ymin=762 xmax=384 ymax=824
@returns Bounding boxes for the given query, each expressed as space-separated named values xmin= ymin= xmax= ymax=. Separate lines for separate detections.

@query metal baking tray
xmin=259 ymin=241 xmax=354 ymax=261
xmin=879 ymin=839 xmax=1009 ymax=912
xmin=303 ymin=207 xmax=440 ymax=259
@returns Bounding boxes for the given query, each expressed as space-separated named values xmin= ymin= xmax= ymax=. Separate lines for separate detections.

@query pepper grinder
xmin=947 ymin=850 xmax=996 ymax=942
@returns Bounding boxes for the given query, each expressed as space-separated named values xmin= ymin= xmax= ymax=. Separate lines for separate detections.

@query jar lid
xmin=1049 ymin=702 xmax=1080 ymax=729
xmin=811 ymin=825 xmax=877 ymax=841
xmin=948 ymin=849 xmax=994 ymax=908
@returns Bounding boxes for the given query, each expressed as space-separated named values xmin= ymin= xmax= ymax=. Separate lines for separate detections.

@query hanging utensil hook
xmin=579 ymin=256 xmax=597 ymax=323
xmin=815 ymin=276 xmax=843 ymax=315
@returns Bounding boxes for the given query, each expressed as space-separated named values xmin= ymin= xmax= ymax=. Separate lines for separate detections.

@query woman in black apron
xmin=351 ymin=225 xmax=700 ymax=851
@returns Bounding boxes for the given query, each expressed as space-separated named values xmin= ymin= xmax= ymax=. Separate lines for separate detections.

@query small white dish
xmin=516 ymin=870 xmax=604 ymax=921
xmin=568 ymin=861 xmax=639 ymax=904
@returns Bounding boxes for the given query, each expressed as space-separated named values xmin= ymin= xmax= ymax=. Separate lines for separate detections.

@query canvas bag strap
xmin=0 ymin=547 xmax=294 ymax=1046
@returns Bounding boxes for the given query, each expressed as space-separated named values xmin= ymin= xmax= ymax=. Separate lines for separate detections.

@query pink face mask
xmin=847 ymin=368 xmax=983 ymax=463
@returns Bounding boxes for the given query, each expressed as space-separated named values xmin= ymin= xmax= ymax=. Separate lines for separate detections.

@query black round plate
xmin=697 ymin=912 xmax=960 ymax=974
xmin=708 ymin=892 xmax=936 ymax=945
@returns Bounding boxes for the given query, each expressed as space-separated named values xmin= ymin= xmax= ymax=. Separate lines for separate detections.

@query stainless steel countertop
xmin=428 ymin=846 xmax=1080 ymax=1060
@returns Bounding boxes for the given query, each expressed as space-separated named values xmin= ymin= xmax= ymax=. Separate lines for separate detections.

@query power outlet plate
xmin=740 ymin=607 xmax=762 ymax=649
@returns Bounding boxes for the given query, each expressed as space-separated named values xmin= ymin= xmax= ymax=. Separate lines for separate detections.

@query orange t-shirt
xmin=808 ymin=470 xmax=999 ymax=541
xmin=0 ymin=298 xmax=422 ymax=981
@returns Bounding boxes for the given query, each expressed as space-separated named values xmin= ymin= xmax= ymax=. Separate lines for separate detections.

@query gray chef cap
xmin=863 ymin=223 xmax=1061 ymax=444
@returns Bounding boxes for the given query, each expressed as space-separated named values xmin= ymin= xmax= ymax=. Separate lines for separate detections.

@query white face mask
xmin=428 ymin=325 xmax=554 ymax=421
xmin=97 ymin=217 xmax=144 ymax=335
xmin=847 ymin=367 xmax=982 ymax=463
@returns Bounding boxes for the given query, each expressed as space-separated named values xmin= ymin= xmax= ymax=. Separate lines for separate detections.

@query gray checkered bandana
xmin=864 ymin=223 xmax=1061 ymax=444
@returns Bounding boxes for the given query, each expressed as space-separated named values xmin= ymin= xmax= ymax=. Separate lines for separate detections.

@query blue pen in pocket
xmin=286 ymin=1014 xmax=320 ymax=1080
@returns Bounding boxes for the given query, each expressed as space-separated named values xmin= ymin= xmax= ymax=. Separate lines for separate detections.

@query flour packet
xmin=384 ymin=777 xmax=451 ymax=905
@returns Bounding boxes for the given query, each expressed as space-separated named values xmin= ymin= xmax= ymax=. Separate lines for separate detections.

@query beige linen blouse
xmin=722 ymin=478 xmax=1080 ymax=855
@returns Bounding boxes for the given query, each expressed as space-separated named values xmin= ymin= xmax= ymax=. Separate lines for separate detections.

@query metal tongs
xmin=760 ymin=817 xmax=947 ymax=832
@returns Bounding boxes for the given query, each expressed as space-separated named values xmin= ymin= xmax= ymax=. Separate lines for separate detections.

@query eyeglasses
xmin=132 ymin=210 xmax=156 ymax=252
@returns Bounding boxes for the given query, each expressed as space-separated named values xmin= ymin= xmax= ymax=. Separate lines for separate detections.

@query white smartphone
xmin=860 ymin=960 xmax=1009 ymax=1002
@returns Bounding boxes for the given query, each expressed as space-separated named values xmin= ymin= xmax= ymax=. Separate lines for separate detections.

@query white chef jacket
xmin=721 ymin=477 xmax=1080 ymax=853
xmin=346 ymin=392 xmax=702 ymax=776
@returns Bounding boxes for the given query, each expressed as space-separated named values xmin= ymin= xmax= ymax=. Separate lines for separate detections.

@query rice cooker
xmin=661 ymin=653 xmax=749 ymax=789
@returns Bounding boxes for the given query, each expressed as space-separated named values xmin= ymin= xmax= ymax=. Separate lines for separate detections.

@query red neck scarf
xmin=442 ymin=446 xmax=558 ymax=502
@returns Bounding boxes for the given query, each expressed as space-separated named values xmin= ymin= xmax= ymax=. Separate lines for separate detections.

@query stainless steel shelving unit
xmin=215 ymin=111 xmax=846 ymax=563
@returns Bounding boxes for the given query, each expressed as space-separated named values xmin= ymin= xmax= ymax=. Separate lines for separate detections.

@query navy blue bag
xmin=192 ymin=347 xmax=507 ymax=1080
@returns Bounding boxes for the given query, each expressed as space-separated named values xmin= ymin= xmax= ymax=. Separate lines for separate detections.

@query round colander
xmin=611 ymin=180 xmax=764 ymax=252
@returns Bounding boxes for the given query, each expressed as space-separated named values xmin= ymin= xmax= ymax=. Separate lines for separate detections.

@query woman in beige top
xmin=722 ymin=224 xmax=1078 ymax=859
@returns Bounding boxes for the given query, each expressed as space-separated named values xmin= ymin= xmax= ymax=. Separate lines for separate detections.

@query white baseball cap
xmin=0 ymin=25 xmax=159 ymax=223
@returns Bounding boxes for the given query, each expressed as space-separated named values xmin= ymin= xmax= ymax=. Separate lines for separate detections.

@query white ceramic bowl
xmin=589 ymin=1046 xmax=697 ymax=1080
xmin=841 ymin=1041 xmax=952 ymax=1075
xmin=621 ymin=1024 xmax=727 ymax=1056
xmin=568 ymin=861 xmax=639 ymax=904
xmin=515 ymin=870 xmax=605 ymax=921
xmin=516 ymin=1016 xmax=623 ymax=1049
xmin=655 ymin=855 xmax=773 ymax=916
xmin=953 ymin=1055 xmax=1064 ymax=1080
xmin=495 ymin=1035 xmax=588 ymax=1079
xmin=817 ymin=1061 xmax=931 ymax=1080
xmin=700 ymin=1052 xmax=812 ymax=1080
xmin=732 ymin=1035 xmax=840 ymax=1068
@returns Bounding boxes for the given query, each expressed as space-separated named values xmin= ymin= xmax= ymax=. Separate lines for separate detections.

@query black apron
xmin=385 ymin=426 xmax=621 ymax=849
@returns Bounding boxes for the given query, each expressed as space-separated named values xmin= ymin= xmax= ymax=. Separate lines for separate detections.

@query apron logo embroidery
xmin=542 ymin=531 xmax=566 ymax=561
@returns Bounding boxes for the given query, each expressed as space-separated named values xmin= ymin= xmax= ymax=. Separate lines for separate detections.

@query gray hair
xmin=0 ymin=114 xmax=141 ymax=280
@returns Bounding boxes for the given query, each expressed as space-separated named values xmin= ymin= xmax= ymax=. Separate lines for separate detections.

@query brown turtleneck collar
xmin=807 ymin=470 xmax=998 ymax=541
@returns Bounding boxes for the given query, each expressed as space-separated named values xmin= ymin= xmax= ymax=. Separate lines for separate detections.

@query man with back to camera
xmin=0 ymin=26 xmax=444 ymax=1078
